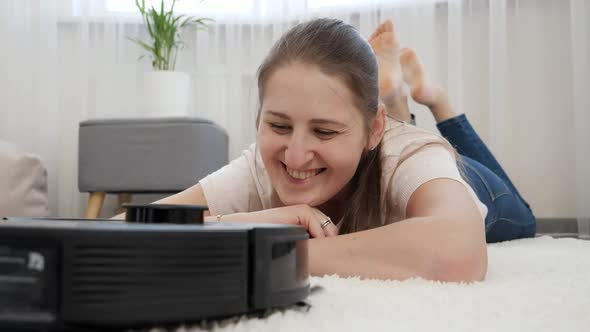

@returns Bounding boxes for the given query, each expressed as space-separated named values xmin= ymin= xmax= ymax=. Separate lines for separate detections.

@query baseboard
xmin=535 ymin=218 xmax=588 ymax=239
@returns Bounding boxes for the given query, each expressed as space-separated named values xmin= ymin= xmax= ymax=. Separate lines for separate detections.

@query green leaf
xmin=135 ymin=0 xmax=146 ymax=15
xmin=127 ymin=36 xmax=155 ymax=54
xmin=128 ymin=0 xmax=214 ymax=70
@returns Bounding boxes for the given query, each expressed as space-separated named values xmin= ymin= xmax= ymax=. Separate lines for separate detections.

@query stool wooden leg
xmin=85 ymin=192 xmax=106 ymax=219
xmin=116 ymin=193 xmax=132 ymax=215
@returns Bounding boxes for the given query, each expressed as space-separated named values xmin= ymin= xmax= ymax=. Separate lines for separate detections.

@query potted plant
xmin=129 ymin=0 xmax=212 ymax=117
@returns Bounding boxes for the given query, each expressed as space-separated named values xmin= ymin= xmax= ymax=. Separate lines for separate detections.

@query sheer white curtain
xmin=0 ymin=0 xmax=588 ymax=220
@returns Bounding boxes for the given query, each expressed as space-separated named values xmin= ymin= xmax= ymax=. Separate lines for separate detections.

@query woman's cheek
xmin=257 ymin=131 xmax=284 ymax=163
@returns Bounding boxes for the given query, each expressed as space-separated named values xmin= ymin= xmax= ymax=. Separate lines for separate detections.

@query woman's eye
xmin=269 ymin=123 xmax=291 ymax=133
xmin=315 ymin=129 xmax=338 ymax=138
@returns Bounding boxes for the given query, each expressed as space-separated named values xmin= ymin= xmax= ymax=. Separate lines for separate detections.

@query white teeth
xmin=285 ymin=166 xmax=322 ymax=180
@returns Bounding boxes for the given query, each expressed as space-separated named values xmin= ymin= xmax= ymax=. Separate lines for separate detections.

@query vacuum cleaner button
xmin=122 ymin=203 xmax=208 ymax=224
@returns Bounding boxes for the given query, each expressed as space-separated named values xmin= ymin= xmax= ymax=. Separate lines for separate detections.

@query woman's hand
xmin=222 ymin=204 xmax=339 ymax=238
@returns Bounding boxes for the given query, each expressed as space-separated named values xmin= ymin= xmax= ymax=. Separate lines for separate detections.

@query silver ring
xmin=320 ymin=217 xmax=332 ymax=229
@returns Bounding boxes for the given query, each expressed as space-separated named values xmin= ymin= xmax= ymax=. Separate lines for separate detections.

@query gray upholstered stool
xmin=78 ymin=117 xmax=228 ymax=218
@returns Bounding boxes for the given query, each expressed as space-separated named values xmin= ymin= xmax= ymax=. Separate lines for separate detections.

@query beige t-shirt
xmin=200 ymin=119 xmax=487 ymax=224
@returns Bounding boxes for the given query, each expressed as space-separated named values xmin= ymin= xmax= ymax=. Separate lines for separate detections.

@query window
xmin=106 ymin=0 xmax=255 ymax=15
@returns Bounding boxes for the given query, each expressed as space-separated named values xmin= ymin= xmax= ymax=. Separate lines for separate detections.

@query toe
xmin=370 ymin=19 xmax=395 ymax=41
xmin=400 ymin=48 xmax=417 ymax=66
xmin=382 ymin=19 xmax=394 ymax=33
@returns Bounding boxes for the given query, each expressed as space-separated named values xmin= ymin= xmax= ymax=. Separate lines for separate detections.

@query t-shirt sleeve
xmin=199 ymin=143 xmax=262 ymax=216
xmin=389 ymin=145 xmax=488 ymax=220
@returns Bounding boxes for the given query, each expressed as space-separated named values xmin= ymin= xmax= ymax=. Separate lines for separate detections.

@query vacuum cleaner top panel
xmin=1 ymin=218 xmax=298 ymax=233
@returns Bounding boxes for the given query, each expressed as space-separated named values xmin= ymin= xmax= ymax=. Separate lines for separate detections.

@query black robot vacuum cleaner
xmin=0 ymin=204 xmax=310 ymax=331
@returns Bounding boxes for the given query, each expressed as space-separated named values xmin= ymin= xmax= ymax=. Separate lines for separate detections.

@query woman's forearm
xmin=112 ymin=202 xmax=486 ymax=281
xmin=308 ymin=216 xmax=487 ymax=282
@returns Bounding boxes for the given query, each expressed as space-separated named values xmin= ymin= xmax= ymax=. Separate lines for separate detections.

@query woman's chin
xmin=277 ymin=192 xmax=323 ymax=207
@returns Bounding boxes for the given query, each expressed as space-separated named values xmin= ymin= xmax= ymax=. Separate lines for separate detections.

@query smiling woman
xmin=112 ymin=18 xmax=540 ymax=282
xmin=257 ymin=63 xmax=371 ymax=211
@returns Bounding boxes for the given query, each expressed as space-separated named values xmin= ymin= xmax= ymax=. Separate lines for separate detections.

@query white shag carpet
xmin=153 ymin=236 xmax=590 ymax=332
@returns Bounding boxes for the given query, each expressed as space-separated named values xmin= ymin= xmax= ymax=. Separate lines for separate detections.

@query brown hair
xmin=255 ymin=18 xmax=385 ymax=234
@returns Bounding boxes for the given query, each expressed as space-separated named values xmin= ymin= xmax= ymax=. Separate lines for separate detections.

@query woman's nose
xmin=284 ymin=134 xmax=314 ymax=170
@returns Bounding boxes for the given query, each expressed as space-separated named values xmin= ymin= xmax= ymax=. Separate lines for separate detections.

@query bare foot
xmin=400 ymin=48 xmax=456 ymax=122
xmin=399 ymin=48 xmax=439 ymax=106
xmin=368 ymin=20 xmax=411 ymax=122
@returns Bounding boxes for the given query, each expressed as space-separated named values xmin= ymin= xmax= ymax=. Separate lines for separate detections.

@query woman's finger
xmin=318 ymin=216 xmax=338 ymax=237
xmin=307 ymin=217 xmax=326 ymax=238
xmin=310 ymin=208 xmax=338 ymax=237
xmin=322 ymin=218 xmax=339 ymax=237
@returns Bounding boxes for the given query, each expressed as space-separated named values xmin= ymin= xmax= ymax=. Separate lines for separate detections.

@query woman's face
xmin=258 ymin=62 xmax=371 ymax=207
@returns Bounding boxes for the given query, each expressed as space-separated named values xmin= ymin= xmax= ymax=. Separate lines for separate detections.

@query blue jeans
xmin=436 ymin=114 xmax=536 ymax=243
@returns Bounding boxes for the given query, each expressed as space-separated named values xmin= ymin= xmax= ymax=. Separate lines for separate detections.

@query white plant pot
xmin=143 ymin=71 xmax=190 ymax=117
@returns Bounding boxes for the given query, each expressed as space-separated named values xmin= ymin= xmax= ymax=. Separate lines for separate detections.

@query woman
xmin=116 ymin=19 xmax=535 ymax=282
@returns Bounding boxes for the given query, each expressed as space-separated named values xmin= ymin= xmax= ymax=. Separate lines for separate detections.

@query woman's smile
xmin=281 ymin=161 xmax=327 ymax=185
